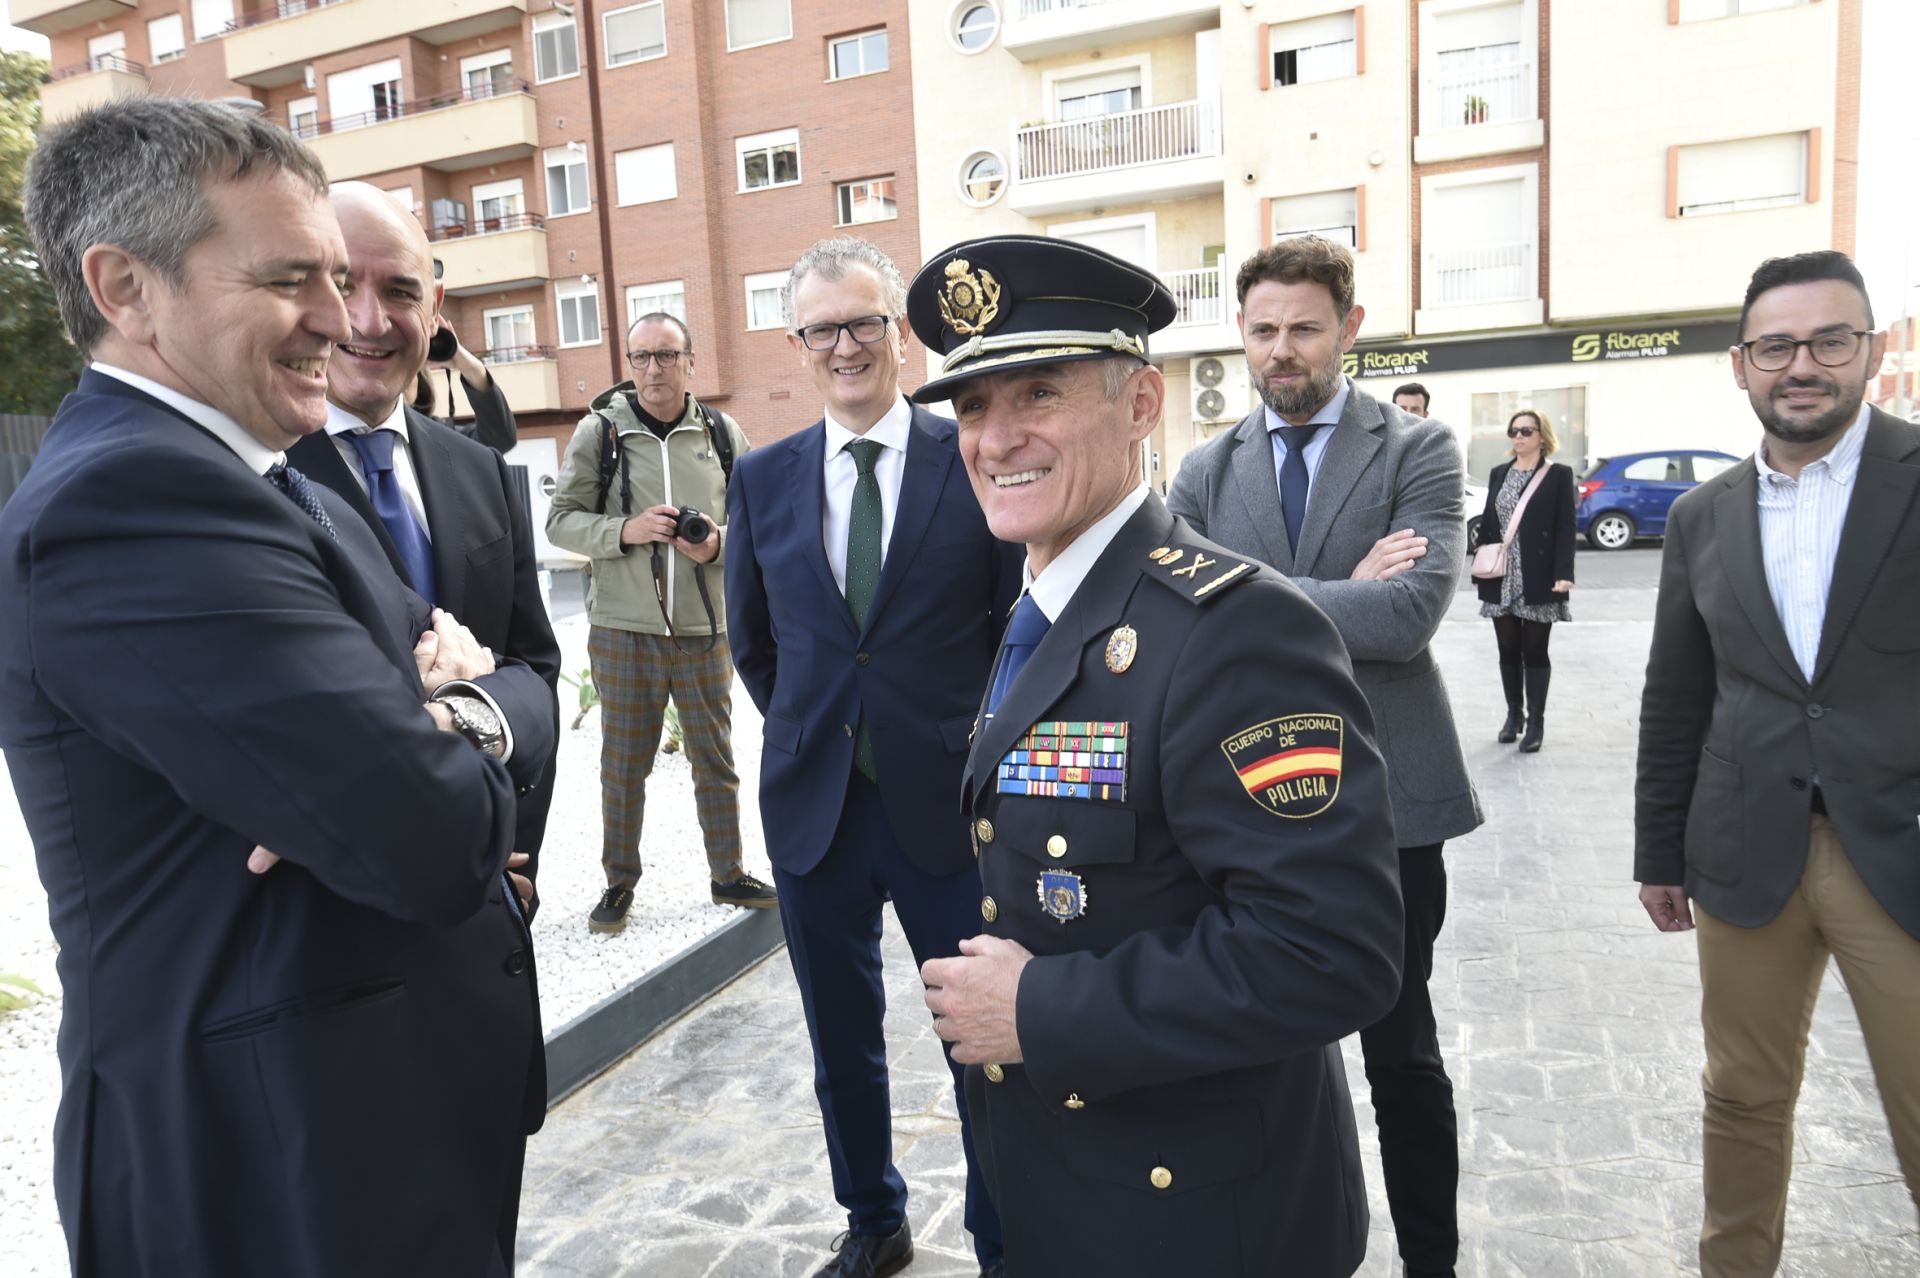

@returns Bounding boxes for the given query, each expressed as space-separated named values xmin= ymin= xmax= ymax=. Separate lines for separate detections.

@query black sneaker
xmin=711 ymin=872 xmax=777 ymax=910
xmin=588 ymin=886 xmax=634 ymax=933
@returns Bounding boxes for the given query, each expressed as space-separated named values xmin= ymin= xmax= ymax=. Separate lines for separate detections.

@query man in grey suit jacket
xmin=1635 ymin=250 xmax=1920 ymax=1277
xmin=1170 ymin=236 xmax=1480 ymax=1278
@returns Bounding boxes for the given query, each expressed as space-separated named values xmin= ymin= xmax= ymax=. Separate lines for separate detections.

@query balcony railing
xmin=1426 ymin=60 xmax=1531 ymax=132
xmin=226 ymin=0 xmax=351 ymax=32
xmin=294 ymin=76 xmax=532 ymax=138
xmin=484 ymin=344 xmax=554 ymax=365
xmin=48 ymin=52 xmax=146 ymax=80
xmin=1428 ymin=242 xmax=1534 ymax=307
xmin=430 ymin=212 xmax=546 ymax=241
xmin=1015 ymin=98 xmax=1220 ymax=183
xmin=1165 ymin=266 xmax=1226 ymax=329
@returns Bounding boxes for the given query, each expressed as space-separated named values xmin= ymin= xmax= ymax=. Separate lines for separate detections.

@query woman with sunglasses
xmin=1474 ymin=409 xmax=1576 ymax=752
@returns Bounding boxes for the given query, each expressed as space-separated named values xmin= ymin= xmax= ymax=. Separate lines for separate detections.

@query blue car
xmin=1576 ymin=449 xmax=1742 ymax=550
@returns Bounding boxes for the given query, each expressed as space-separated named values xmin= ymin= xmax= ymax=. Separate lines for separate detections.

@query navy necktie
xmin=345 ymin=429 xmax=438 ymax=604
xmin=1275 ymin=424 xmax=1323 ymax=554
xmin=987 ymin=594 xmax=1051 ymax=717
xmin=266 ymin=463 xmax=337 ymax=542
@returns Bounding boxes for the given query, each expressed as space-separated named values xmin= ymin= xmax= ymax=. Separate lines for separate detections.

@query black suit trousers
xmin=1359 ymin=843 xmax=1458 ymax=1275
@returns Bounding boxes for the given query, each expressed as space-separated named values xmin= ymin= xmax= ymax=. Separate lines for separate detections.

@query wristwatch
xmin=437 ymin=694 xmax=506 ymax=758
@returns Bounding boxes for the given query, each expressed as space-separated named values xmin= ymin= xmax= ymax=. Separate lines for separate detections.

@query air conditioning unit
xmin=1191 ymin=354 xmax=1252 ymax=428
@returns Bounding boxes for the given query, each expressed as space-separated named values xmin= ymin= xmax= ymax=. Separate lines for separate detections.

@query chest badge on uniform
xmin=1221 ymin=713 xmax=1344 ymax=819
xmin=1105 ymin=625 xmax=1138 ymax=674
xmin=1037 ymin=870 xmax=1088 ymax=923
xmin=999 ymin=721 xmax=1128 ymax=801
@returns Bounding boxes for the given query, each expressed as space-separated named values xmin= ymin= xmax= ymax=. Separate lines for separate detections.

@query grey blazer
xmin=1634 ymin=408 xmax=1920 ymax=940
xmin=1169 ymin=379 xmax=1482 ymax=848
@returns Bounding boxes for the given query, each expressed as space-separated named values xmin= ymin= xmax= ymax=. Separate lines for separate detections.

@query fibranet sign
xmin=1341 ymin=320 xmax=1741 ymax=381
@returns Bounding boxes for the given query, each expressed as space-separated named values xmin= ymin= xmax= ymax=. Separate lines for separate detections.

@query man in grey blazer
xmin=1635 ymin=250 xmax=1920 ymax=1277
xmin=1170 ymin=235 xmax=1480 ymax=1278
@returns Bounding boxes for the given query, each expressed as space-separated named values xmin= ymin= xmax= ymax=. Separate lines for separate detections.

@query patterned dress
xmin=1479 ymin=463 xmax=1572 ymax=623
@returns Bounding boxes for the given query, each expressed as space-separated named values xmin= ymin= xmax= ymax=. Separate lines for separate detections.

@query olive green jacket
xmin=546 ymin=386 xmax=749 ymax=636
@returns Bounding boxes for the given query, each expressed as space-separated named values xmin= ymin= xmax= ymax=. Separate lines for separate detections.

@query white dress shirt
xmin=822 ymin=395 xmax=913 ymax=595
xmin=91 ymin=363 xmax=284 ymax=475
xmin=1265 ymin=377 xmax=1351 ymax=499
xmin=1754 ymin=403 xmax=1869 ymax=682
xmin=1025 ymin=484 xmax=1152 ymax=623
xmin=325 ymin=399 xmax=432 ymax=538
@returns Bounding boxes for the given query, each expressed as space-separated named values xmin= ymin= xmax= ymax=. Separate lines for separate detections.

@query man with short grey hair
xmin=1 ymin=97 xmax=553 ymax=1276
xmin=728 ymin=235 xmax=1018 ymax=1277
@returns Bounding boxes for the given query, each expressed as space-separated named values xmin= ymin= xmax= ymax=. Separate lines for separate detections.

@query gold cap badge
xmin=936 ymin=258 xmax=1002 ymax=336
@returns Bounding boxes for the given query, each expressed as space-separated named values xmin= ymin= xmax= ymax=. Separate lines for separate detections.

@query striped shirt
xmin=1752 ymin=403 xmax=1868 ymax=682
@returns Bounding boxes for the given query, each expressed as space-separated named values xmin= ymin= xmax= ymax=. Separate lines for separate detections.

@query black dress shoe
xmin=815 ymin=1222 xmax=913 ymax=1277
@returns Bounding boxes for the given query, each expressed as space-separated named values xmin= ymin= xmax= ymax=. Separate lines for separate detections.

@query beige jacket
xmin=546 ymin=386 xmax=749 ymax=636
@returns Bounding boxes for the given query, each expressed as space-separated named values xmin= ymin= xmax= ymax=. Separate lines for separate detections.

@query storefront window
xmin=1467 ymin=385 xmax=1588 ymax=480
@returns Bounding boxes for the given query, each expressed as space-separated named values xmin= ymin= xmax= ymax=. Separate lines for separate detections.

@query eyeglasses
xmin=1740 ymin=330 xmax=1871 ymax=373
xmin=1507 ymin=425 xmax=1539 ymax=439
xmin=796 ymin=315 xmax=891 ymax=351
xmin=628 ymin=349 xmax=687 ymax=369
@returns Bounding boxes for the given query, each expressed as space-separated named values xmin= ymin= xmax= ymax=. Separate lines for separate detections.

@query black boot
xmin=1498 ymin=663 xmax=1524 ymax=743
xmin=1520 ymin=667 xmax=1549 ymax=753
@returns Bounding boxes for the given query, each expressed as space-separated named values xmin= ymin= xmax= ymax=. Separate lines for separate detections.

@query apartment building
xmin=908 ymin=0 xmax=1860 ymax=487
xmin=18 ymin=0 xmax=927 ymax=555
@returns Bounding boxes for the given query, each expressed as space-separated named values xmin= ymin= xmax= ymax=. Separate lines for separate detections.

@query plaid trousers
xmin=588 ymin=626 xmax=742 ymax=886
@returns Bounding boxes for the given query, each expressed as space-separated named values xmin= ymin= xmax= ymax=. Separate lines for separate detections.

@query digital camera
xmin=674 ymin=506 xmax=712 ymax=545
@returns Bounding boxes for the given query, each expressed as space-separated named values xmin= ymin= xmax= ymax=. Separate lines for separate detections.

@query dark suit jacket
xmin=1169 ymin=381 xmax=1482 ymax=847
xmin=1474 ymin=459 xmax=1577 ymax=606
xmin=725 ymin=405 xmax=1021 ymax=876
xmin=1635 ymin=408 xmax=1920 ymax=940
xmin=291 ymin=406 xmax=561 ymax=874
xmin=959 ymin=495 xmax=1403 ymax=1277
xmin=0 ymin=372 xmax=553 ymax=1278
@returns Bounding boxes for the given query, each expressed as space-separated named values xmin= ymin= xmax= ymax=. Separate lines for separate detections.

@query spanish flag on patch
xmin=1219 ymin=713 xmax=1345 ymax=819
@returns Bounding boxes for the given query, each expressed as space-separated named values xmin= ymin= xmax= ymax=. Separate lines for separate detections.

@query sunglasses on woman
xmin=1507 ymin=425 xmax=1539 ymax=439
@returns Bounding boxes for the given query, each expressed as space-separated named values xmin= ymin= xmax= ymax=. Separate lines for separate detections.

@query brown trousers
xmin=1696 ymin=815 xmax=1920 ymax=1276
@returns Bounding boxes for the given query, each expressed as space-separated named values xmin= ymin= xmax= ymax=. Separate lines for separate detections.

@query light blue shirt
xmin=1753 ymin=402 xmax=1868 ymax=683
xmin=1265 ymin=378 xmax=1351 ymax=502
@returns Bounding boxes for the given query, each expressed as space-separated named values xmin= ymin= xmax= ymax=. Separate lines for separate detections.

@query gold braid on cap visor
xmin=939 ymin=328 xmax=1147 ymax=375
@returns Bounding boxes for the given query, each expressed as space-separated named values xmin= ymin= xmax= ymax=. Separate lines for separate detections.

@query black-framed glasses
xmin=1507 ymin=425 xmax=1538 ymax=439
xmin=1741 ymin=330 xmax=1871 ymax=373
xmin=627 ymin=349 xmax=687 ymax=369
xmin=796 ymin=314 xmax=891 ymax=351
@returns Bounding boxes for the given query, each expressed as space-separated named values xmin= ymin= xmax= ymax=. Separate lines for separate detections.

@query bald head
xmin=327 ymin=181 xmax=442 ymax=425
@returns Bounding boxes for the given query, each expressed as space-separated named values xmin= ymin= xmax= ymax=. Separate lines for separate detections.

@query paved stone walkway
xmin=516 ymin=554 xmax=1918 ymax=1277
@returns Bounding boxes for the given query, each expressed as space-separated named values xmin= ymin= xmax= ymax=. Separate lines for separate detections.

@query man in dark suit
xmin=1169 ymin=235 xmax=1478 ymax=1278
xmin=914 ymin=236 xmax=1404 ymax=1277
xmin=1636 ymin=250 xmax=1920 ymax=1276
xmin=726 ymin=237 xmax=1019 ymax=1277
xmin=1 ymin=99 xmax=555 ymax=1277
xmin=291 ymin=182 xmax=561 ymax=890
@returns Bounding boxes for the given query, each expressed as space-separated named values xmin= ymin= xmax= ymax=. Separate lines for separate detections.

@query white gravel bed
xmin=0 ymin=613 xmax=774 ymax=1276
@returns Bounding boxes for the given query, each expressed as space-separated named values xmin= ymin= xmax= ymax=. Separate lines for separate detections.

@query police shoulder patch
xmin=1142 ymin=543 xmax=1256 ymax=606
xmin=1220 ymin=713 xmax=1344 ymax=818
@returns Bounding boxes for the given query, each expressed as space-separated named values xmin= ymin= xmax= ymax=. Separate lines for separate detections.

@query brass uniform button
xmin=1046 ymin=834 xmax=1067 ymax=859
xmin=1150 ymin=1166 xmax=1173 ymax=1190
xmin=981 ymin=896 xmax=998 ymax=923
xmin=984 ymin=1063 xmax=1005 ymax=1083
xmin=975 ymin=818 xmax=995 ymax=844
xmin=1064 ymin=1093 xmax=1085 ymax=1110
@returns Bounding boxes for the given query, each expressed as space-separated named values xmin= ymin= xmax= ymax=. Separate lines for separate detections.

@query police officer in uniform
xmin=914 ymin=236 xmax=1406 ymax=1278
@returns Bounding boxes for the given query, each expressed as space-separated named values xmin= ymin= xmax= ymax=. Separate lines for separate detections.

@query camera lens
xmin=676 ymin=507 xmax=711 ymax=545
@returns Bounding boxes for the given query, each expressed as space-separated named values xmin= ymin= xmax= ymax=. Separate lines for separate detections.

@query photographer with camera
xmin=548 ymin=310 xmax=776 ymax=931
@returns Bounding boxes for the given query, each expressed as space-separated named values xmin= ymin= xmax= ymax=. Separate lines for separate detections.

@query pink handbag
xmin=1471 ymin=465 xmax=1550 ymax=582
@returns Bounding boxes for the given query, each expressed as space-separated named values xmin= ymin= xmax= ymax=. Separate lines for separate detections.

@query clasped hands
xmin=922 ymin=935 xmax=1034 ymax=1065
xmin=246 ymin=607 xmax=531 ymax=909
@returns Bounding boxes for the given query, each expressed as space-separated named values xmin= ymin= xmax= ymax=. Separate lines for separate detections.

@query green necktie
xmin=845 ymin=438 xmax=883 ymax=781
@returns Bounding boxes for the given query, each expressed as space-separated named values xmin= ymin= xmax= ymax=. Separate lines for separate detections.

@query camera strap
xmin=649 ymin=543 xmax=719 ymax=655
